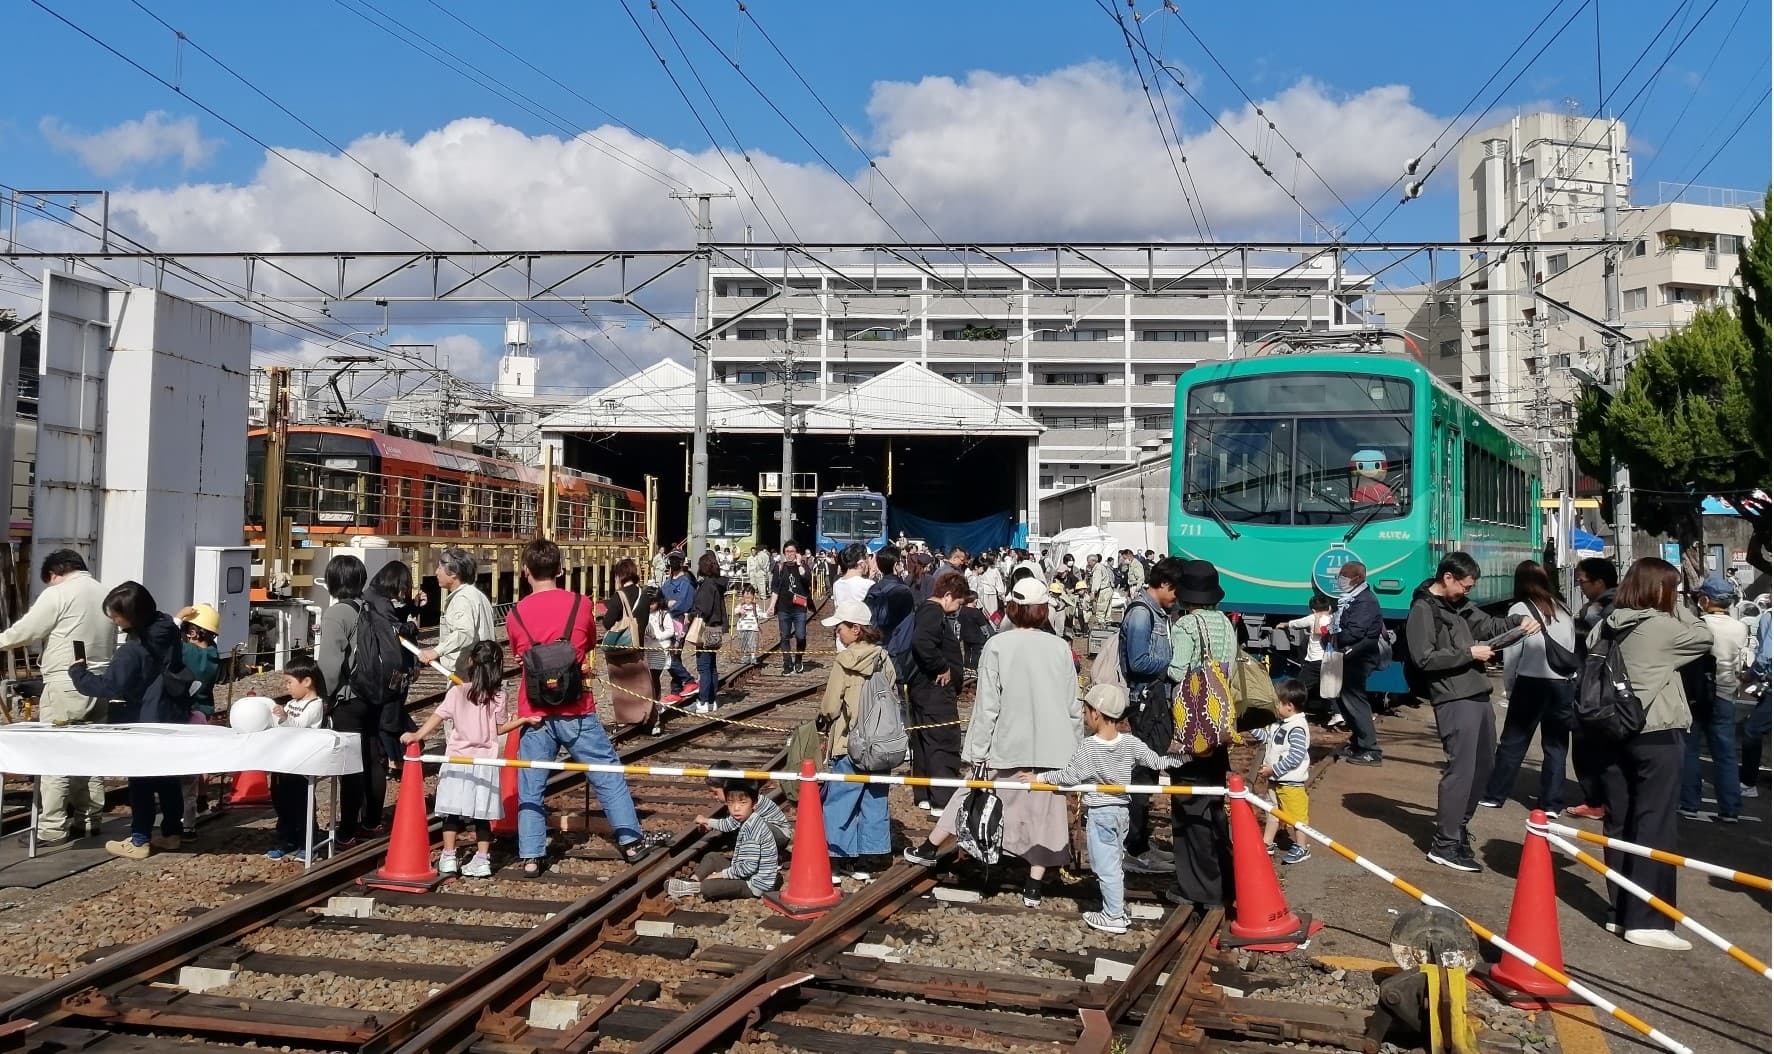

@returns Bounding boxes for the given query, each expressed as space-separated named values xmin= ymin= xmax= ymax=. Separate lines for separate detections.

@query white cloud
xmin=21 ymin=64 xmax=1452 ymax=387
xmin=39 ymin=111 xmax=219 ymax=177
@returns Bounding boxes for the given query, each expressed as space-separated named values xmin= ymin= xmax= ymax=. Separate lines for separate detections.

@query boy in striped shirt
xmin=1037 ymin=684 xmax=1182 ymax=934
xmin=668 ymin=778 xmax=781 ymax=900
xmin=1252 ymin=679 xmax=1312 ymax=864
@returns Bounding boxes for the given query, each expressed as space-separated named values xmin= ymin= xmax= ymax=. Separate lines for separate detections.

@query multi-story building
xmin=706 ymin=260 xmax=1370 ymax=493
xmin=1444 ymin=111 xmax=1753 ymax=421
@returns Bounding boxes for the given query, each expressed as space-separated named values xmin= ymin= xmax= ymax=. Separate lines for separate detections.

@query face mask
xmin=1335 ymin=577 xmax=1356 ymax=596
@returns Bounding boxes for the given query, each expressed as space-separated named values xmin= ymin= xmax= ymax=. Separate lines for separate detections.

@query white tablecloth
xmin=0 ymin=723 xmax=363 ymax=778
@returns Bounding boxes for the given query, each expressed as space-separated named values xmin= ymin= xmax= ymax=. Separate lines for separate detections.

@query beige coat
xmin=819 ymin=640 xmax=886 ymax=760
xmin=0 ymin=571 xmax=114 ymax=719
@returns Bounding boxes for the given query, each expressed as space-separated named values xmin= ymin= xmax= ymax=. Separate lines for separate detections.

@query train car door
xmin=1442 ymin=426 xmax=1461 ymax=551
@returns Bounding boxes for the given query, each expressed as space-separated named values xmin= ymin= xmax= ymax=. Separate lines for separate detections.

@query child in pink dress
xmin=402 ymin=640 xmax=534 ymax=877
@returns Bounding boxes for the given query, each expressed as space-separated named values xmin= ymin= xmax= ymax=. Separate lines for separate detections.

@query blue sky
xmin=3 ymin=0 xmax=1768 ymax=384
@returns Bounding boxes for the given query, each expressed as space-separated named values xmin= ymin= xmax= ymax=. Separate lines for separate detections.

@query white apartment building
xmin=1442 ymin=111 xmax=1753 ymax=421
xmin=707 ymin=260 xmax=1370 ymax=493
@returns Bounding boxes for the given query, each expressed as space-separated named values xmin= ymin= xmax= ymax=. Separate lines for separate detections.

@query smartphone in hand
xmin=72 ymin=640 xmax=86 ymax=663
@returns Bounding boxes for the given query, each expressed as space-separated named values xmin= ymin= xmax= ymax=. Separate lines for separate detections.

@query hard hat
xmin=1075 ymin=580 xmax=1091 ymax=592
xmin=179 ymin=604 xmax=222 ymax=635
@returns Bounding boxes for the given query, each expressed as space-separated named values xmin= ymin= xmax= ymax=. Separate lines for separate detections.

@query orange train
xmin=245 ymin=425 xmax=646 ymax=544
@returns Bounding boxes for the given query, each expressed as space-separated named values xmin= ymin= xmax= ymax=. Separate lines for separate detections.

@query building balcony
xmin=1127 ymin=340 xmax=1219 ymax=360
xmin=821 ymin=338 xmax=923 ymax=358
xmin=925 ymin=293 xmax=1020 ymax=316
xmin=1025 ymin=384 xmax=1130 ymax=406
xmin=927 ymin=338 xmax=1019 ymax=360
xmin=1129 ymin=294 xmax=1228 ymax=316
xmin=1022 ymin=340 xmax=1127 ymax=361
xmin=1039 ymin=427 xmax=1122 ymax=449
xmin=827 ymin=293 xmax=918 ymax=316
xmin=1230 ymin=296 xmax=1319 ymax=319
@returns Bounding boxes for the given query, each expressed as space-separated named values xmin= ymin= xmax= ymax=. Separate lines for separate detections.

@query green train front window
xmin=1184 ymin=373 xmax=1413 ymax=526
xmin=707 ymin=500 xmax=755 ymax=539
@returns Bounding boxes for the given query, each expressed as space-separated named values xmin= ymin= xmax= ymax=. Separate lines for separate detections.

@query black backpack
xmin=885 ymin=607 xmax=920 ymax=684
xmin=1574 ymin=621 xmax=1644 ymax=741
xmin=510 ymin=594 xmax=586 ymax=708
xmin=345 ymin=599 xmax=412 ymax=710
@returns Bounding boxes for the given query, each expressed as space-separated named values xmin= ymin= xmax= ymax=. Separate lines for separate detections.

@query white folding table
xmin=0 ymin=723 xmax=363 ymax=870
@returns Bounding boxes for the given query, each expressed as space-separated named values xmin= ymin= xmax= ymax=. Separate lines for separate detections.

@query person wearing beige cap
xmin=1033 ymin=683 xmax=1182 ymax=933
xmin=904 ymin=575 xmax=1082 ymax=906
xmin=816 ymin=599 xmax=893 ymax=879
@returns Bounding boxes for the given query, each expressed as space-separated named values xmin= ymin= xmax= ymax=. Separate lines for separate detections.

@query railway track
xmin=0 ymin=604 xmax=1396 ymax=1054
xmin=0 ymin=616 xmax=830 ymax=1051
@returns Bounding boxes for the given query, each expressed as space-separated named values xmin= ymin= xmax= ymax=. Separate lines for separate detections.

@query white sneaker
xmin=1679 ymin=809 xmax=1713 ymax=823
xmin=461 ymin=854 xmax=493 ymax=878
xmin=1082 ymin=911 xmax=1130 ymax=934
xmin=1326 ymin=714 xmax=1347 ymax=729
xmin=1740 ymin=784 xmax=1758 ymax=799
xmin=1623 ymin=928 xmax=1691 ymax=951
xmin=437 ymin=853 xmax=460 ymax=875
xmin=666 ymin=878 xmax=700 ymax=898
xmin=915 ymin=800 xmax=932 ymax=812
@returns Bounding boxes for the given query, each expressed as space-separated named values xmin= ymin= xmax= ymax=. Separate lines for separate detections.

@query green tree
xmin=1574 ymin=303 xmax=1769 ymax=571
xmin=1736 ymin=190 xmax=1770 ymax=458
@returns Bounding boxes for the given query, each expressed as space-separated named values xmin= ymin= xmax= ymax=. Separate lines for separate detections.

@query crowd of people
xmin=2 ymin=533 xmax=1765 ymax=952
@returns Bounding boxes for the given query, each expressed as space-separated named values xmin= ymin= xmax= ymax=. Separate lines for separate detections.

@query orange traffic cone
xmin=1222 ymin=774 xmax=1324 ymax=952
xmin=1488 ymin=809 xmax=1574 ymax=1006
xmin=490 ymin=728 xmax=521 ymax=840
xmin=763 ymin=760 xmax=843 ymax=920
xmin=227 ymin=770 xmax=272 ymax=807
xmin=358 ymin=742 xmax=443 ymax=893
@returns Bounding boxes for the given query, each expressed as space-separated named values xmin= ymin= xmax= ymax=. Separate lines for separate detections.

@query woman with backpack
xmin=315 ymin=554 xmax=385 ymax=847
xmin=1480 ymin=561 xmax=1579 ymax=815
xmin=904 ymin=577 xmax=1081 ymax=907
xmin=68 ymin=581 xmax=188 ymax=860
xmin=1591 ymin=557 xmax=1713 ymax=950
xmin=599 ymin=558 xmax=657 ymax=730
xmin=906 ymin=572 xmax=969 ymax=813
xmin=686 ymin=552 xmax=729 ymax=715
xmin=815 ymin=599 xmax=893 ymax=880
xmin=369 ymin=561 xmax=422 ymax=783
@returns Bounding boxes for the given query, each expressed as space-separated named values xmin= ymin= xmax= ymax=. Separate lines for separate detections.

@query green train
xmin=1169 ymin=351 xmax=1541 ymax=684
xmin=698 ymin=487 xmax=760 ymax=555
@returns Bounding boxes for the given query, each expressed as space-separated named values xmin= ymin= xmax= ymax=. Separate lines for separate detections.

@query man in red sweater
xmin=510 ymin=538 xmax=670 ymax=877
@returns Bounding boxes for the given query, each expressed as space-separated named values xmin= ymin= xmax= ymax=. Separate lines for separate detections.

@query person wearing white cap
xmin=1034 ymin=683 xmax=1182 ymax=934
xmin=815 ymin=599 xmax=893 ymax=879
xmin=904 ymin=576 xmax=1082 ymax=906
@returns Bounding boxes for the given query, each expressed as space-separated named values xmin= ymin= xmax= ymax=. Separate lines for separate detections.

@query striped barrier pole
xmin=1544 ymin=820 xmax=1772 ymax=892
xmin=1240 ymin=791 xmax=1692 ymax=1054
xmin=413 ymin=754 xmax=1227 ymax=798
xmin=399 ymin=638 xmax=464 ymax=685
xmin=1536 ymin=823 xmax=1774 ymax=982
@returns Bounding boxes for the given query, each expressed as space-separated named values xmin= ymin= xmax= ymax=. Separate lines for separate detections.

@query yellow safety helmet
xmin=179 ymin=603 xmax=222 ymax=635
xmin=1048 ymin=581 xmax=1065 ymax=596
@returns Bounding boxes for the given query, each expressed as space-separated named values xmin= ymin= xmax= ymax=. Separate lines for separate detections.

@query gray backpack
xmin=847 ymin=664 xmax=909 ymax=773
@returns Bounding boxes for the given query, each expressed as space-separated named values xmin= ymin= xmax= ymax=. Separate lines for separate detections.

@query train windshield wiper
xmin=1343 ymin=501 xmax=1389 ymax=543
xmin=1188 ymin=488 xmax=1242 ymax=540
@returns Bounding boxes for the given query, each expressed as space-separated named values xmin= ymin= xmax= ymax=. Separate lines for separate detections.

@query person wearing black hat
xmin=1160 ymin=559 xmax=1238 ymax=910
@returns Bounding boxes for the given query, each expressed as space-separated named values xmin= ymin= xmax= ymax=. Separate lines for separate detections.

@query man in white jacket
xmin=0 ymin=550 xmax=114 ymax=847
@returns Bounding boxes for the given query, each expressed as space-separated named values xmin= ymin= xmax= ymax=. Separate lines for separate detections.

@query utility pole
xmin=1602 ymin=130 xmax=1633 ymax=568
xmin=779 ymin=313 xmax=797 ymax=550
xmin=262 ymin=367 xmax=292 ymax=595
xmin=671 ymin=190 xmax=734 ymax=559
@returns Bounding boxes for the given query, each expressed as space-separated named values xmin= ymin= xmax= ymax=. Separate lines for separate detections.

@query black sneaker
xmin=902 ymin=843 xmax=940 ymax=867
xmin=1426 ymin=847 xmax=1482 ymax=873
xmin=618 ymin=830 xmax=674 ymax=863
xmin=1345 ymin=751 xmax=1383 ymax=766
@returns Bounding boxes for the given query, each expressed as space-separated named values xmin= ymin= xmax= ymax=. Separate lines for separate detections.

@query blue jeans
xmin=1087 ymin=806 xmax=1131 ymax=919
xmin=1682 ymin=695 xmax=1742 ymax=817
xmin=517 ymin=714 xmax=642 ymax=859
xmin=667 ymin=646 xmax=691 ymax=694
xmin=1742 ymin=693 xmax=1770 ymax=782
xmin=697 ymin=648 xmax=719 ymax=706
xmin=821 ymin=755 xmax=889 ymax=858
xmin=778 ymin=608 xmax=808 ymax=652
xmin=1483 ymin=676 xmax=1572 ymax=811
xmin=128 ymin=777 xmax=183 ymax=843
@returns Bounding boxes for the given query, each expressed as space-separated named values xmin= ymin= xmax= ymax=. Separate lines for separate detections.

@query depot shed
xmin=538 ymin=360 xmax=1044 ymax=550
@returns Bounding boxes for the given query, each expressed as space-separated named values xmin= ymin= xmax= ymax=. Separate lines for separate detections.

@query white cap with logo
xmin=821 ymin=599 xmax=874 ymax=627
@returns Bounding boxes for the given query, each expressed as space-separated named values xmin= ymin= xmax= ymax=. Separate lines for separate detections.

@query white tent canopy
xmin=1046 ymin=526 xmax=1121 ymax=567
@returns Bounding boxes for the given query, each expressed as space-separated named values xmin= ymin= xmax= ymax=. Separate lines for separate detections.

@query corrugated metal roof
xmin=537 ymin=359 xmax=784 ymax=433
xmin=801 ymin=362 xmax=1042 ymax=436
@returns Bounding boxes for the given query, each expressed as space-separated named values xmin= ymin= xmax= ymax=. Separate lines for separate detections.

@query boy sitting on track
xmin=703 ymin=769 xmax=793 ymax=848
xmin=669 ymin=777 xmax=782 ymax=901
